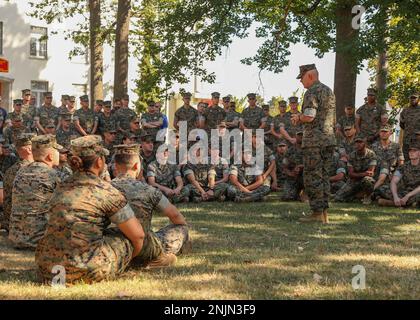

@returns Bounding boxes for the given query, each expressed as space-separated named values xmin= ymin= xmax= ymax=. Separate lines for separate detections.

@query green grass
xmin=0 ymin=196 xmax=419 ymax=299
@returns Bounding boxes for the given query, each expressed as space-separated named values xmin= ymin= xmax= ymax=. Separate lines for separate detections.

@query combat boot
xmin=145 ymin=252 xmax=177 ymax=269
xmin=299 ymin=211 xmax=324 ymax=223
xmin=377 ymin=198 xmax=395 ymax=207
xmin=179 ymin=239 xmax=193 ymax=255
xmin=322 ymin=209 xmax=329 ymax=224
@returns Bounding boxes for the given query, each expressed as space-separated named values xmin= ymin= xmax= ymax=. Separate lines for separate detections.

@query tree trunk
xmin=375 ymin=50 xmax=388 ymax=104
xmin=333 ymin=0 xmax=359 ymax=120
xmin=113 ymin=0 xmax=131 ymax=99
xmin=89 ymin=0 xmax=104 ymax=104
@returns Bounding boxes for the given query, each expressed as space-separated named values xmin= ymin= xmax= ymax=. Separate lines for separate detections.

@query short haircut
xmin=114 ymin=153 xmax=140 ymax=167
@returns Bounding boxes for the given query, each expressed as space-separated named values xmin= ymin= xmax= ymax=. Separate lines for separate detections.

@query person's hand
xmin=271 ymin=182 xmax=279 ymax=191
xmin=393 ymin=196 xmax=402 ymax=207
xmin=207 ymin=189 xmax=214 ymax=198
xmin=201 ymin=191 xmax=209 ymax=200
xmin=291 ymin=114 xmax=300 ymax=125
xmin=400 ymin=195 xmax=410 ymax=206
xmin=173 ymin=188 xmax=181 ymax=195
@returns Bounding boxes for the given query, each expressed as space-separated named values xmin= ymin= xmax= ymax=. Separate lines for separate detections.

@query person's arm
xmin=390 ymin=174 xmax=402 ymax=206
xmin=118 ymin=217 xmax=145 ymax=258
xmin=162 ymin=203 xmax=187 ymax=226
xmin=229 ymin=174 xmax=251 ymax=193
xmin=262 ymin=159 xmax=275 ymax=180
xmin=374 ymin=173 xmax=388 ymax=190
xmin=330 ymin=172 xmax=345 ymax=183
xmin=401 ymin=186 xmax=420 ymax=206
xmin=279 ymin=127 xmax=296 ymax=144
xmin=270 ymin=124 xmax=282 ymax=139
xmin=187 ymin=173 xmax=207 ymax=198
xmin=91 ymin=116 xmax=99 ymax=134
xmin=34 ymin=116 xmax=47 ymax=134
xmin=148 ymin=176 xmax=172 ymax=195
xmin=259 ymin=118 xmax=266 ymax=129
xmin=173 ymin=114 xmax=179 ymax=130
xmin=174 ymin=176 xmax=184 ymax=194
xmin=74 ymin=118 xmax=88 ymax=136
xmin=355 ymin=115 xmax=361 ymax=134
xmin=246 ymin=175 xmax=264 ymax=191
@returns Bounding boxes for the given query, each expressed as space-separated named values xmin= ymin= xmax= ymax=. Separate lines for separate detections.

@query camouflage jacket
xmin=3 ymin=126 xmax=31 ymax=146
xmin=141 ymin=112 xmax=164 ymax=139
xmin=283 ymin=145 xmax=303 ymax=169
xmin=399 ymin=104 xmax=420 ymax=145
xmin=347 ymin=148 xmax=377 ymax=173
xmin=371 ymin=141 xmax=404 ymax=175
xmin=36 ymin=105 xmax=60 ymax=128
xmin=56 ymin=127 xmax=80 ymax=149
xmin=203 ymin=105 xmax=226 ymax=131
xmin=301 ymin=80 xmax=336 ymax=148
xmin=183 ymin=161 xmax=216 ymax=187
xmin=229 ymin=164 xmax=259 ymax=186
xmin=147 ymin=161 xmax=181 ymax=189
xmin=174 ymin=105 xmax=199 ymax=134
xmin=74 ymin=108 xmax=98 ymax=133
xmin=240 ymin=106 xmax=264 ymax=129
xmin=394 ymin=162 xmax=420 ymax=192
xmin=336 ymin=114 xmax=355 ymax=130
xmin=356 ymin=103 xmax=387 ymax=138
xmin=114 ymin=107 xmax=137 ymax=132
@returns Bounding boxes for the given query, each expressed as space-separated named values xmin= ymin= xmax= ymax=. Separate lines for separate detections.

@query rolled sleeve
xmin=303 ymin=108 xmax=317 ymax=117
xmin=157 ymin=196 xmax=171 ymax=211
xmin=109 ymin=203 xmax=135 ymax=225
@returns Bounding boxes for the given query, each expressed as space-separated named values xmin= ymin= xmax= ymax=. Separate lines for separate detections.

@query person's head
xmin=182 ymin=92 xmax=192 ymax=105
xmin=229 ymin=101 xmax=236 ymax=111
xmin=288 ymin=96 xmax=299 ymax=111
xmin=1 ymin=144 xmax=11 ymax=156
xmin=251 ymin=129 xmax=264 ymax=147
xmin=409 ymin=93 xmax=419 ymax=106
xmin=147 ymin=101 xmax=157 ymax=113
xmin=70 ymin=135 xmax=109 ymax=176
xmin=59 ymin=148 xmax=69 ymax=164
xmin=354 ymin=134 xmax=367 ymax=152
xmin=113 ymin=98 xmax=122 ymax=109
xmin=211 ymin=92 xmax=220 ymax=106
xmin=408 ymin=142 xmax=420 ymax=161
xmin=121 ymin=94 xmax=129 ymax=108
xmin=140 ymin=134 xmax=154 ymax=153
xmin=61 ymin=95 xmax=69 ymax=106
xmin=197 ymin=102 xmax=207 ymax=114
xmin=367 ymin=88 xmax=377 ymax=104
xmin=278 ymin=100 xmax=287 ymax=113
xmin=296 ymin=131 xmax=303 ymax=144
xmin=94 ymin=100 xmax=103 ymax=113
xmin=15 ymin=133 xmax=35 ymax=161
xmin=32 ymin=134 xmax=61 ymax=167
xmin=45 ymin=121 xmax=56 ymax=135
xmin=155 ymin=101 xmax=162 ymax=112
xmin=30 ymin=95 xmax=36 ymax=105
xmin=129 ymin=116 xmax=140 ymax=131
xmin=297 ymin=64 xmax=319 ymax=89
xmin=218 ymin=121 xmax=227 ymax=135
xmin=247 ymin=93 xmax=257 ymax=107
xmin=345 ymin=105 xmax=354 ymax=116
xmin=122 ymin=133 xmax=136 ymax=145
xmin=276 ymin=141 xmax=288 ymax=154
xmin=22 ymin=89 xmax=31 ymax=103
xmin=103 ymin=101 xmax=112 ymax=114
xmin=243 ymin=149 xmax=253 ymax=165
xmin=222 ymin=95 xmax=231 ymax=109
xmin=43 ymin=92 xmax=53 ymax=106
xmin=11 ymin=113 xmax=24 ymax=128
xmin=168 ymin=130 xmax=180 ymax=149
xmin=210 ymin=145 xmax=220 ymax=162
xmin=262 ymin=104 xmax=270 ymax=116
xmin=68 ymin=96 xmax=76 ymax=109
xmin=104 ymin=124 xmax=117 ymax=143
xmin=156 ymin=147 xmax=169 ymax=165
xmin=344 ymin=125 xmax=356 ymax=138
xmin=60 ymin=112 xmax=71 ymax=129
xmin=379 ymin=125 xmax=392 ymax=141
xmin=13 ymin=99 xmax=23 ymax=113
xmin=79 ymin=95 xmax=89 ymax=108
xmin=113 ymin=144 xmax=141 ymax=177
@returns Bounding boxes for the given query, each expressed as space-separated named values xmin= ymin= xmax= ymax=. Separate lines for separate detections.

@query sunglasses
xmin=344 ymin=128 xmax=352 ymax=131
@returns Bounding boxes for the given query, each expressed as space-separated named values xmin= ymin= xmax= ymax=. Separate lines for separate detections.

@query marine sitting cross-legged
xmin=111 ymin=144 xmax=191 ymax=268
xmin=36 ymin=135 xmax=145 ymax=284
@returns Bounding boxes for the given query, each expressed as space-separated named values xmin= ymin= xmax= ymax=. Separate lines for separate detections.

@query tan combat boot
xmin=377 ymin=198 xmax=395 ymax=207
xmin=299 ymin=212 xmax=324 ymax=223
xmin=145 ymin=252 xmax=177 ymax=269
xmin=322 ymin=209 xmax=329 ymax=224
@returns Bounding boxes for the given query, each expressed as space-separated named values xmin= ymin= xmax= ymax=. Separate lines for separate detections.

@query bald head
xmin=301 ymin=69 xmax=319 ymax=89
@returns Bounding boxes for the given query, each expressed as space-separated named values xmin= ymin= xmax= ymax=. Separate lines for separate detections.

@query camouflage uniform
xmin=226 ymin=109 xmax=241 ymax=130
xmin=284 ymin=111 xmax=304 ymax=141
xmin=281 ymin=144 xmax=304 ymax=200
xmin=338 ymin=136 xmax=355 ymax=159
xmin=114 ymin=108 xmax=137 ymax=133
xmin=174 ymin=105 xmax=199 ymax=135
xmin=9 ymin=136 xmax=62 ymax=249
xmin=98 ymin=112 xmax=117 ymax=136
xmin=35 ymin=105 xmax=60 ymax=128
xmin=147 ymin=160 xmax=189 ymax=203
xmin=327 ymin=151 xmax=347 ymax=194
xmin=375 ymin=161 xmax=420 ymax=208
xmin=399 ymin=103 xmax=420 ymax=160
xmin=274 ymin=149 xmax=287 ymax=188
xmin=356 ymin=102 xmax=387 ymax=144
xmin=203 ymin=105 xmax=226 ymax=135
xmin=334 ymin=148 xmax=377 ymax=202
xmin=371 ymin=140 xmax=404 ymax=178
xmin=21 ymin=104 xmax=37 ymax=132
xmin=3 ymin=125 xmax=31 ymax=147
xmin=183 ymin=161 xmax=227 ymax=201
xmin=271 ymin=113 xmax=290 ymax=137
xmin=74 ymin=108 xmax=98 ymax=135
xmin=141 ymin=112 xmax=164 ymax=143
xmin=112 ymin=173 xmax=189 ymax=265
xmin=0 ymin=153 xmax=18 ymax=179
xmin=300 ymin=77 xmax=336 ymax=212
xmin=227 ymin=164 xmax=270 ymax=201
xmin=140 ymin=150 xmax=156 ymax=174
xmin=336 ymin=115 xmax=355 ymax=132
xmin=56 ymin=127 xmax=79 ymax=149
xmin=262 ymin=114 xmax=275 ymax=149
xmin=35 ymin=136 xmax=134 ymax=284
xmin=240 ymin=106 xmax=264 ymax=130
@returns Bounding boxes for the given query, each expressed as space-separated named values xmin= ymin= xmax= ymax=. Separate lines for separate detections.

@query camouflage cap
xmin=380 ymin=123 xmax=393 ymax=132
xmin=182 ymin=92 xmax=192 ymax=98
xmin=276 ymin=139 xmax=287 ymax=147
xmin=80 ymin=95 xmax=89 ymax=102
xmin=222 ymin=95 xmax=231 ymax=102
xmin=218 ymin=121 xmax=227 ymax=128
xmin=345 ymin=105 xmax=355 ymax=109
xmin=45 ymin=120 xmax=56 ymax=128
xmin=59 ymin=147 xmax=70 ymax=154
xmin=288 ymin=96 xmax=299 ymax=103
xmin=69 ymin=96 xmax=76 ymax=102
xmin=113 ymin=144 xmax=140 ymax=155
xmin=43 ymin=91 xmax=53 ymax=98
xmin=344 ymin=124 xmax=355 ymax=130
xmin=410 ymin=93 xmax=419 ymax=98
xmin=296 ymin=130 xmax=304 ymax=135
xmin=147 ymin=100 xmax=156 ymax=107
xmin=22 ymin=89 xmax=31 ymax=95
xmin=367 ymin=88 xmax=377 ymax=96
xmin=130 ymin=115 xmax=140 ymax=123
xmin=1 ymin=143 xmax=11 ymax=149
xmin=103 ymin=100 xmax=112 ymax=107
xmin=296 ymin=64 xmax=316 ymax=79
xmin=140 ymin=132 xmax=153 ymax=142
xmin=15 ymin=133 xmax=36 ymax=148
xmin=103 ymin=123 xmax=117 ymax=133
xmin=32 ymin=134 xmax=62 ymax=150
xmin=61 ymin=95 xmax=70 ymax=100
xmin=409 ymin=140 xmax=420 ymax=150
xmin=95 ymin=100 xmax=104 ymax=105
xmin=278 ymin=100 xmax=287 ymax=107
xmin=354 ymin=133 xmax=367 ymax=142
xmin=211 ymin=92 xmax=221 ymax=98
xmin=13 ymin=99 xmax=23 ymax=105
xmin=247 ymin=93 xmax=256 ymax=99
xmin=262 ymin=104 xmax=270 ymax=110
xmin=71 ymin=135 xmax=109 ymax=157
xmin=122 ymin=94 xmax=130 ymax=100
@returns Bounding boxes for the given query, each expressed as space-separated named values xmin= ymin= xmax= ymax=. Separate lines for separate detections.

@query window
xmin=0 ymin=22 xmax=3 ymax=55
xmin=30 ymin=26 xmax=48 ymax=59
xmin=31 ymin=81 xmax=49 ymax=108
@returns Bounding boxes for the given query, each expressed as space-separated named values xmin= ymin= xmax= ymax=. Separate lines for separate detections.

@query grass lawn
xmin=0 ymin=196 xmax=419 ymax=299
